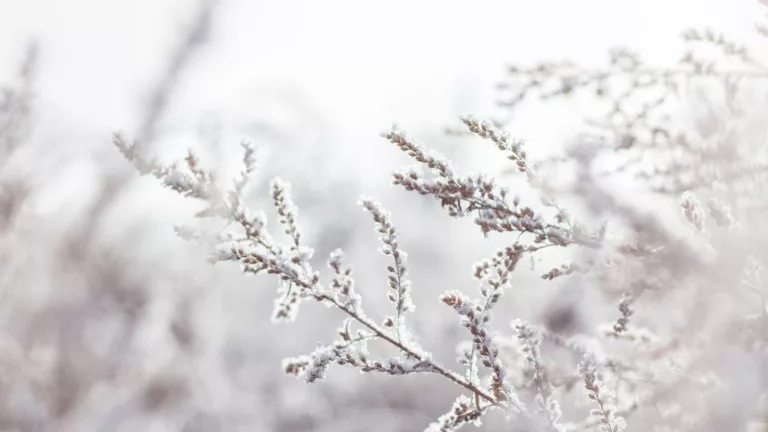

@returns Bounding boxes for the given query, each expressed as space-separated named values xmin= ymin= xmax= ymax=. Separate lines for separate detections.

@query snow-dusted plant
xmin=114 ymin=4 xmax=768 ymax=430
xmin=114 ymin=114 xmax=612 ymax=430
xmin=115 ymin=100 xmax=768 ymax=430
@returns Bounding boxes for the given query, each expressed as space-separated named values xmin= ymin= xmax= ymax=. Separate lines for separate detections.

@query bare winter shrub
xmin=108 ymin=1 xmax=767 ymax=431
xmin=491 ymin=22 xmax=768 ymax=197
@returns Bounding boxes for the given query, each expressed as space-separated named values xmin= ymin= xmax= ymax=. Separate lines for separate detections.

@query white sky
xmin=0 ymin=0 xmax=762 ymax=183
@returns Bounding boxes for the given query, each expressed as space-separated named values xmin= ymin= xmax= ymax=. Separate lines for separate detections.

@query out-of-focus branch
xmin=135 ymin=0 xmax=220 ymax=153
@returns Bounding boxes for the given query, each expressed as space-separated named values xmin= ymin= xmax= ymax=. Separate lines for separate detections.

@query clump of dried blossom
xmin=114 ymin=104 xmax=677 ymax=430
xmin=116 ymin=4 xmax=768 ymax=430
xmin=117 ymin=97 xmax=768 ymax=429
